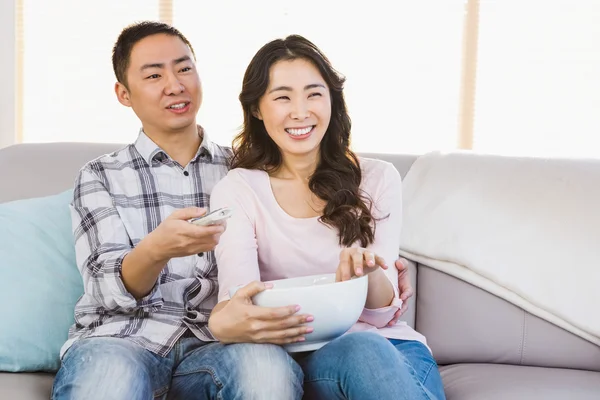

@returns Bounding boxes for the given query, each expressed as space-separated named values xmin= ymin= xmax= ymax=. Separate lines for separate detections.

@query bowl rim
xmin=255 ymin=273 xmax=368 ymax=294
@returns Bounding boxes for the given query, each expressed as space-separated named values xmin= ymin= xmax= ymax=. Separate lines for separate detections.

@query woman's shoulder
xmin=358 ymin=157 xmax=402 ymax=185
xmin=213 ymin=167 xmax=268 ymax=194
xmin=226 ymin=167 xmax=267 ymax=181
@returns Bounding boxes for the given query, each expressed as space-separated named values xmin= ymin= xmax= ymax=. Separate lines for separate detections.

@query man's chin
xmin=166 ymin=119 xmax=198 ymax=133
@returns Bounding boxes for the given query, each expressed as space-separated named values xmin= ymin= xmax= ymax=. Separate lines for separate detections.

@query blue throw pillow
xmin=0 ymin=190 xmax=83 ymax=372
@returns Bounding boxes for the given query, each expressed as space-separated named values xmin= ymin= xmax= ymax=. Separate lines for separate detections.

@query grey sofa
xmin=1 ymin=142 xmax=599 ymax=399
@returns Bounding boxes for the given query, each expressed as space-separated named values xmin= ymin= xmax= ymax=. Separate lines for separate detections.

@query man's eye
xmin=180 ymin=67 xmax=192 ymax=72
xmin=147 ymin=74 xmax=160 ymax=79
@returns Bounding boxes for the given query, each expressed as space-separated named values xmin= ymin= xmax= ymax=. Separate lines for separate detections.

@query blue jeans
xmin=295 ymin=332 xmax=446 ymax=400
xmin=52 ymin=336 xmax=303 ymax=400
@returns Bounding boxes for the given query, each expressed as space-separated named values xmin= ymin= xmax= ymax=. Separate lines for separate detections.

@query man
xmin=52 ymin=21 xmax=413 ymax=400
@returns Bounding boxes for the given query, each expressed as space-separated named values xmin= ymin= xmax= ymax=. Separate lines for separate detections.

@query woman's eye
xmin=147 ymin=74 xmax=160 ymax=79
xmin=180 ymin=67 xmax=192 ymax=72
xmin=275 ymin=96 xmax=290 ymax=101
xmin=309 ymin=92 xmax=322 ymax=98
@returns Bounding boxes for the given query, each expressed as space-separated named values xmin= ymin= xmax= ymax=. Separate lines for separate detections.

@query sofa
xmin=0 ymin=142 xmax=599 ymax=400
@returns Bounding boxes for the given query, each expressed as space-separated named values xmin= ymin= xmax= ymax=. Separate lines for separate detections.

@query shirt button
xmin=183 ymin=171 xmax=189 ymax=176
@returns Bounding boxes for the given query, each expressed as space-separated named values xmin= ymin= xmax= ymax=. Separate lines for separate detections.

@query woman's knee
xmin=302 ymin=334 xmax=441 ymax=400
xmin=301 ymin=332 xmax=399 ymax=381
xmin=328 ymin=332 xmax=397 ymax=362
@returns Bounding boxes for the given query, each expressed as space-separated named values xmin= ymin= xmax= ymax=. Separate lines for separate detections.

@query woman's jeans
xmin=296 ymin=332 xmax=446 ymax=400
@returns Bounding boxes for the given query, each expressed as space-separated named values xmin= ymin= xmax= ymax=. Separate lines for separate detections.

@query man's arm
xmin=73 ymin=167 xmax=225 ymax=305
xmin=120 ymin=238 xmax=168 ymax=300
xmin=71 ymin=167 xmax=161 ymax=312
xmin=121 ymin=207 xmax=223 ymax=299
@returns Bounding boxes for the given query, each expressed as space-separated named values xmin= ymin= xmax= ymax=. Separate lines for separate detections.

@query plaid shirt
xmin=60 ymin=127 xmax=231 ymax=358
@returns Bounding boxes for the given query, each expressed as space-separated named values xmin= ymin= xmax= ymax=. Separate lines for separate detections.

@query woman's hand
xmin=335 ymin=247 xmax=388 ymax=282
xmin=208 ymin=281 xmax=314 ymax=345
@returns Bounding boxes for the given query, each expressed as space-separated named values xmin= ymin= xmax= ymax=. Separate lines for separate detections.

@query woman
xmin=208 ymin=35 xmax=445 ymax=400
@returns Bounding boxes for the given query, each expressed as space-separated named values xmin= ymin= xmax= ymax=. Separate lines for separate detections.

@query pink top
xmin=210 ymin=157 xmax=428 ymax=346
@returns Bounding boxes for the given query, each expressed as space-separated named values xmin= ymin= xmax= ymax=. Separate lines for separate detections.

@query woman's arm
xmin=360 ymin=162 xmax=404 ymax=326
xmin=208 ymin=172 xmax=312 ymax=343
xmin=210 ymin=174 xmax=261 ymax=302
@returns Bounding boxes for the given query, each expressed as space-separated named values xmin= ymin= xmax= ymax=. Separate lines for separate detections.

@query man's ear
xmin=252 ymin=106 xmax=262 ymax=120
xmin=115 ymin=82 xmax=132 ymax=107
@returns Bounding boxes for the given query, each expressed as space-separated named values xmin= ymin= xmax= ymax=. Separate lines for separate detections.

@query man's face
xmin=115 ymin=34 xmax=202 ymax=135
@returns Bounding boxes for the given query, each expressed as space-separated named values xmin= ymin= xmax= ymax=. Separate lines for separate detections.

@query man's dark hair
xmin=112 ymin=21 xmax=196 ymax=89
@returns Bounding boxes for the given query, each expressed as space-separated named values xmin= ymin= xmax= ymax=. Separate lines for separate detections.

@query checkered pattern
xmin=61 ymin=128 xmax=231 ymax=357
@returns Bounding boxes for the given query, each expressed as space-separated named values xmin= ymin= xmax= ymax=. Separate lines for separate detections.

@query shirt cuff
xmin=103 ymin=250 xmax=164 ymax=312
xmin=358 ymin=297 xmax=403 ymax=328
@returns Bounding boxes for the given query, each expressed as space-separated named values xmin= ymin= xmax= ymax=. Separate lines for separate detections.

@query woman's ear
xmin=252 ymin=107 xmax=263 ymax=120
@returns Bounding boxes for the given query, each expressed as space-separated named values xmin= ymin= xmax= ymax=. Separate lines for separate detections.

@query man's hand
xmin=386 ymin=258 xmax=415 ymax=326
xmin=147 ymin=207 xmax=225 ymax=261
xmin=121 ymin=207 xmax=225 ymax=299
xmin=208 ymin=281 xmax=314 ymax=345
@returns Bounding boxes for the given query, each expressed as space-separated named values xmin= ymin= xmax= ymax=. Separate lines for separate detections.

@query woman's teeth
xmin=285 ymin=126 xmax=313 ymax=136
xmin=169 ymin=103 xmax=187 ymax=109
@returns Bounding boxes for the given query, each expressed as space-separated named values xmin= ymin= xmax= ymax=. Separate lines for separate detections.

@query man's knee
xmin=224 ymin=343 xmax=303 ymax=399
xmin=52 ymin=338 xmax=158 ymax=400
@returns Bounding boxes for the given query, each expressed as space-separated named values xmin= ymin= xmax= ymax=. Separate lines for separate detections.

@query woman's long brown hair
xmin=231 ymin=35 xmax=376 ymax=247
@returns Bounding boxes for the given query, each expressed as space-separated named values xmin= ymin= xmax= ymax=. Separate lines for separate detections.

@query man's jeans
xmin=296 ymin=332 xmax=446 ymax=400
xmin=52 ymin=336 xmax=303 ymax=400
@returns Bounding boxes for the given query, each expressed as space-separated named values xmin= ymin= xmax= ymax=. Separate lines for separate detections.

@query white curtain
xmin=18 ymin=0 xmax=600 ymax=158
xmin=473 ymin=0 xmax=600 ymax=158
xmin=20 ymin=0 xmax=464 ymax=153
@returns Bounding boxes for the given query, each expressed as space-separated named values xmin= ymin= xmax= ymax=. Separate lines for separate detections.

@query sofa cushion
xmin=0 ymin=372 xmax=54 ymax=400
xmin=0 ymin=190 xmax=83 ymax=372
xmin=440 ymin=363 xmax=600 ymax=400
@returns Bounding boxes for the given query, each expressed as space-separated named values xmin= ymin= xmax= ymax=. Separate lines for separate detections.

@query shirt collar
xmin=134 ymin=125 xmax=215 ymax=166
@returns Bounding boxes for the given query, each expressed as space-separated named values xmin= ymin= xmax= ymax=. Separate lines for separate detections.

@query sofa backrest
xmin=0 ymin=145 xmax=418 ymax=201
xmin=367 ymin=151 xmax=599 ymax=372
xmin=0 ymin=142 xmax=124 ymax=203
xmin=2 ymin=143 xmax=598 ymax=371
xmin=0 ymin=144 xmax=421 ymax=325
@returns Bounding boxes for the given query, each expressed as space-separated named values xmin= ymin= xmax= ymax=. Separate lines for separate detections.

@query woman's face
xmin=256 ymin=58 xmax=332 ymax=160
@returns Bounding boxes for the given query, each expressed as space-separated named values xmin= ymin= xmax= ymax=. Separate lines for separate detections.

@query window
xmin=173 ymin=1 xmax=465 ymax=153
xmin=473 ymin=0 xmax=600 ymax=158
xmin=8 ymin=0 xmax=600 ymax=158
xmin=20 ymin=0 xmax=159 ymax=144
xmin=14 ymin=0 xmax=465 ymax=154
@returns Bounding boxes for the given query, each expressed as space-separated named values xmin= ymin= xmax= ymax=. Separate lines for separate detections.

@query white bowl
xmin=230 ymin=273 xmax=368 ymax=352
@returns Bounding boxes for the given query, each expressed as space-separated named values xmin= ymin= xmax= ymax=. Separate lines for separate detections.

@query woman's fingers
xmin=351 ymin=249 xmax=364 ymax=276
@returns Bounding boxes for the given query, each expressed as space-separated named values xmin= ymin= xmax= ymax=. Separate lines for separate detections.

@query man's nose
xmin=164 ymin=73 xmax=184 ymax=95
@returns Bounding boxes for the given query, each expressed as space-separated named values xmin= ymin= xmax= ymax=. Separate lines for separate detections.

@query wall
xmin=0 ymin=0 xmax=16 ymax=149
